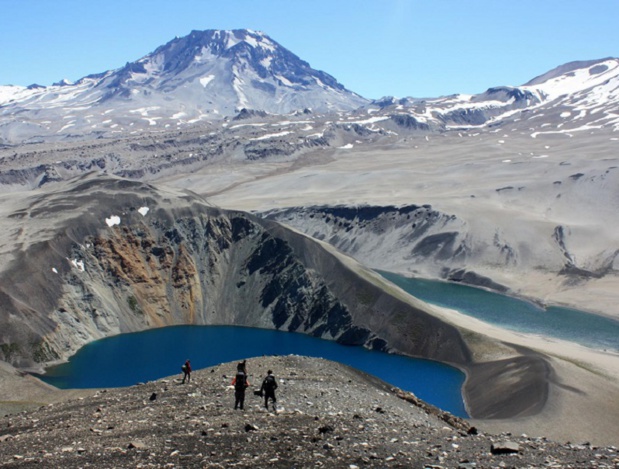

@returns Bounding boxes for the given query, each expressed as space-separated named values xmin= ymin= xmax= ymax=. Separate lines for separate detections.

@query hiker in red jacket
xmin=232 ymin=366 xmax=250 ymax=410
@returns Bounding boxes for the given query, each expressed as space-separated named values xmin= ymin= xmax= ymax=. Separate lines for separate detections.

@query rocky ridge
xmin=1 ymin=356 xmax=616 ymax=468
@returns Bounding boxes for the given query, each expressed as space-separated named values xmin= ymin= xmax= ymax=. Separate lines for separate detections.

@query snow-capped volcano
xmin=93 ymin=29 xmax=366 ymax=111
xmin=0 ymin=29 xmax=367 ymax=144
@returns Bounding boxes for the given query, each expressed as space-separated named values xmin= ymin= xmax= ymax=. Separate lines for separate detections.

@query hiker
xmin=260 ymin=369 xmax=278 ymax=411
xmin=232 ymin=366 xmax=250 ymax=410
xmin=181 ymin=359 xmax=191 ymax=384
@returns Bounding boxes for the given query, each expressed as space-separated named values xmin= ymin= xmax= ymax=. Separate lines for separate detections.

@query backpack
xmin=263 ymin=374 xmax=276 ymax=391
xmin=181 ymin=364 xmax=187 ymax=373
xmin=235 ymin=372 xmax=247 ymax=389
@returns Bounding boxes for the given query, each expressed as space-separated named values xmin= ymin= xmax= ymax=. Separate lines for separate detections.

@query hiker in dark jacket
xmin=181 ymin=359 xmax=191 ymax=384
xmin=232 ymin=368 xmax=250 ymax=410
xmin=260 ymin=369 xmax=278 ymax=411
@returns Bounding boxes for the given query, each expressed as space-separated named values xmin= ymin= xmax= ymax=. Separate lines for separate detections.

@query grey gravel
xmin=1 ymin=355 xmax=617 ymax=468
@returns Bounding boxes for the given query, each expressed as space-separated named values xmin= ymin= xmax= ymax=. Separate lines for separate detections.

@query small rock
xmin=128 ymin=440 xmax=147 ymax=450
xmin=458 ymin=462 xmax=477 ymax=469
xmin=318 ymin=425 xmax=334 ymax=434
xmin=149 ymin=393 xmax=157 ymax=401
xmin=491 ymin=441 xmax=520 ymax=454
xmin=244 ymin=423 xmax=259 ymax=432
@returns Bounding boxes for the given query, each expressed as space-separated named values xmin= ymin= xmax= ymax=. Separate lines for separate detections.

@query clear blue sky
xmin=1 ymin=0 xmax=617 ymax=99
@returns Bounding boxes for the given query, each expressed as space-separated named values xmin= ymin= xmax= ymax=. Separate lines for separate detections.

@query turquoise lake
xmin=39 ymin=325 xmax=468 ymax=417
xmin=379 ymin=271 xmax=619 ymax=352
xmin=39 ymin=271 xmax=616 ymax=420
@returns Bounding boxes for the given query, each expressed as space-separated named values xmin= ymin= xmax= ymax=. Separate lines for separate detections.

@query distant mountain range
xmin=370 ymin=57 xmax=619 ymax=134
xmin=0 ymin=28 xmax=617 ymax=144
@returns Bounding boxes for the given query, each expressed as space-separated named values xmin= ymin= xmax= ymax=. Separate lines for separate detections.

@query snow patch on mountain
xmin=523 ymin=58 xmax=619 ymax=101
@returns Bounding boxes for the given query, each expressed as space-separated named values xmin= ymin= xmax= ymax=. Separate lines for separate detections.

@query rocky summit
xmin=0 ymin=356 xmax=617 ymax=468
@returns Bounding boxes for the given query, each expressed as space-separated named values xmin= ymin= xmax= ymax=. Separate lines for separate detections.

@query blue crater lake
xmin=379 ymin=271 xmax=619 ymax=352
xmin=38 ymin=325 xmax=468 ymax=417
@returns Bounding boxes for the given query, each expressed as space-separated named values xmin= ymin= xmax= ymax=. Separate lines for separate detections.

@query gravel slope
xmin=1 ymin=356 xmax=617 ymax=468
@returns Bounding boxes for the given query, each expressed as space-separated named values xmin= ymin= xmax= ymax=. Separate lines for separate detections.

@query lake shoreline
xmin=379 ymin=271 xmax=619 ymax=352
xmin=425 ymin=298 xmax=619 ymax=447
xmin=380 ymin=269 xmax=619 ymax=323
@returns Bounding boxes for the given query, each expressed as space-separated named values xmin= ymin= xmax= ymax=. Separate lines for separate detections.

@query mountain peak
xmin=201 ymin=29 xmax=275 ymax=52
xmin=161 ymin=29 xmax=276 ymax=58
xmin=147 ymin=28 xmax=338 ymax=90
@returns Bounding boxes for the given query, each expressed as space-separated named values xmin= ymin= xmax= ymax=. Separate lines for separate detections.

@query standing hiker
xmin=181 ymin=359 xmax=191 ymax=384
xmin=260 ymin=369 xmax=278 ymax=411
xmin=232 ymin=365 xmax=250 ymax=410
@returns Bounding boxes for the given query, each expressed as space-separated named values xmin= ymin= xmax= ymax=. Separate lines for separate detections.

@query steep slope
xmin=0 ymin=29 xmax=367 ymax=144
xmin=0 ymin=174 xmax=467 ymax=371
xmin=261 ymin=205 xmax=511 ymax=291
xmin=260 ymin=196 xmax=619 ymax=298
